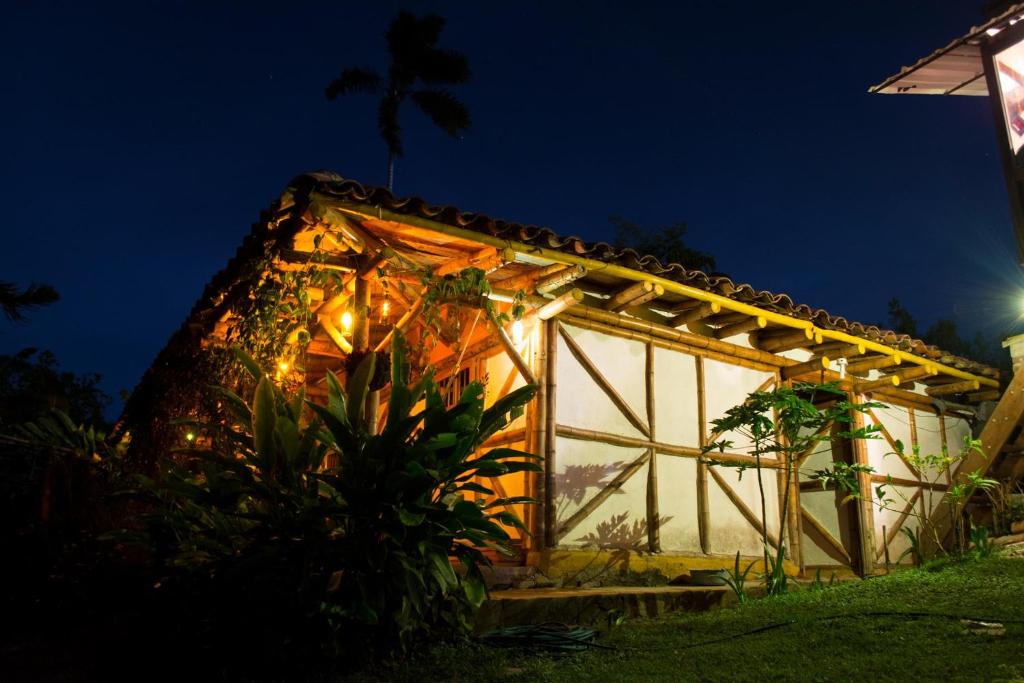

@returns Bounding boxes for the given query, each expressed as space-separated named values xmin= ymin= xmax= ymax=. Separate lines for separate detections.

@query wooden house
xmin=121 ymin=171 xmax=1016 ymax=580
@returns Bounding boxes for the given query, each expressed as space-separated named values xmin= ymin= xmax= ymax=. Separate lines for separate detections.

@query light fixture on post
xmin=340 ymin=309 xmax=353 ymax=332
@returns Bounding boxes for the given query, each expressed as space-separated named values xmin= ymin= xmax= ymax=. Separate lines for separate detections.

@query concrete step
xmin=475 ymin=585 xmax=731 ymax=633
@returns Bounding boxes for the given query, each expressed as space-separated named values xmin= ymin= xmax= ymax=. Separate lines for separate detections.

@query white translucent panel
xmin=914 ymin=410 xmax=947 ymax=481
xmin=802 ymin=489 xmax=842 ymax=542
xmin=654 ymin=454 xmax=700 ymax=553
xmin=874 ymin=404 xmax=915 ymax=455
xmin=704 ymin=359 xmax=775 ymax=453
xmin=555 ymin=332 xmax=645 ymax=438
xmin=865 ymin=410 xmax=917 ymax=481
xmin=872 ymin=484 xmax=922 ymax=565
xmin=561 ymin=323 xmax=647 ymax=420
xmin=484 ymin=352 xmax=527 ymax=430
xmin=801 ymin=531 xmax=839 ymax=567
xmin=799 ymin=439 xmax=835 ymax=480
xmin=707 ymin=463 xmax=780 ymax=557
xmin=944 ymin=416 xmax=973 ymax=476
xmin=553 ymin=437 xmax=650 ymax=549
xmin=652 ymin=346 xmax=700 ymax=447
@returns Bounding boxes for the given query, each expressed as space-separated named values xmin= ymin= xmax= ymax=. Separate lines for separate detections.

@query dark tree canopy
xmin=610 ymin=215 xmax=717 ymax=273
xmin=885 ymin=297 xmax=1008 ymax=373
xmin=0 ymin=348 xmax=111 ymax=428
xmin=325 ymin=10 xmax=471 ymax=191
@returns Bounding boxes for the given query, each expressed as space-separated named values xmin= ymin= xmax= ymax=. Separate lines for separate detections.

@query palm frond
xmin=324 ymin=67 xmax=380 ymax=100
xmin=416 ymin=48 xmax=470 ymax=85
xmin=410 ymin=89 xmax=471 ymax=136
xmin=0 ymin=281 xmax=59 ymax=322
xmin=387 ymin=11 xmax=445 ymax=67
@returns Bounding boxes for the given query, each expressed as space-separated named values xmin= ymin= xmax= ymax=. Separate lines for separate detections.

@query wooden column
xmin=696 ymin=356 xmax=710 ymax=554
xmin=526 ymin=320 xmax=548 ymax=548
xmin=849 ymin=393 xmax=876 ymax=576
xmin=543 ymin=319 xmax=558 ymax=548
xmin=646 ymin=341 xmax=660 ymax=552
xmin=352 ymin=275 xmax=379 ymax=431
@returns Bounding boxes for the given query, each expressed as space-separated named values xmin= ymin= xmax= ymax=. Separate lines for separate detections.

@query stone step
xmin=474 ymin=585 xmax=731 ymax=634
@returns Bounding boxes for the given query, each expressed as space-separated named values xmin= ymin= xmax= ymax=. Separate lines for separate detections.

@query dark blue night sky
xmin=3 ymin=1 xmax=1022 ymax=416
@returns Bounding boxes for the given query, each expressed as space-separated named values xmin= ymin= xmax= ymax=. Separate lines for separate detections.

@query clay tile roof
xmin=298 ymin=171 xmax=998 ymax=379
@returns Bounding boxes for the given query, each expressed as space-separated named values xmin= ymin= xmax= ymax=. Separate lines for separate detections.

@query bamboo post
xmin=544 ymin=319 xmax=558 ymax=548
xmin=849 ymin=393 xmax=876 ymax=576
xmin=488 ymin=311 xmax=538 ymax=385
xmin=696 ymin=356 xmax=710 ymax=554
xmin=527 ymin=319 xmax=548 ymax=547
xmin=882 ymin=524 xmax=891 ymax=573
xmin=646 ymin=341 xmax=660 ymax=552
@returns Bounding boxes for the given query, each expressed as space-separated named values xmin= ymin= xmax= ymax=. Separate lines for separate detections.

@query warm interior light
xmin=381 ymin=299 xmax=390 ymax=318
xmin=185 ymin=432 xmax=196 ymax=442
xmin=340 ymin=310 xmax=353 ymax=331
xmin=278 ymin=360 xmax=289 ymax=372
xmin=511 ymin=319 xmax=525 ymax=345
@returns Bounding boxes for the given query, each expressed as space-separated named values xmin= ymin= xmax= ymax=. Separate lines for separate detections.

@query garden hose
xmin=478 ymin=623 xmax=609 ymax=652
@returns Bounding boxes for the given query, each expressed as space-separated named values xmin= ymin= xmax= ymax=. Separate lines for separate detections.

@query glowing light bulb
xmin=382 ymin=299 xmax=390 ymax=318
xmin=341 ymin=310 xmax=353 ymax=331
xmin=186 ymin=432 xmax=196 ymax=442
xmin=511 ymin=319 xmax=525 ymax=345
xmin=278 ymin=360 xmax=289 ymax=372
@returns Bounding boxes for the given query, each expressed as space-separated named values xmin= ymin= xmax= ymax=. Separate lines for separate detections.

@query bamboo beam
xmin=561 ymin=314 xmax=780 ymax=373
xmin=555 ymin=424 xmax=782 ymax=469
xmin=714 ymin=315 xmax=767 ymax=339
xmin=374 ymin=291 xmax=425 ymax=353
xmin=752 ymin=328 xmax=815 ymax=353
xmin=537 ymin=288 xmax=584 ymax=320
xmin=560 ymin=304 xmax=784 ymax=367
xmin=926 ymin=379 xmax=981 ymax=397
xmin=352 ymin=276 xmax=371 ymax=352
xmin=846 ymin=355 xmax=901 ymax=375
xmin=646 ymin=342 xmax=659 ymax=551
xmin=536 ymin=264 xmax=587 ymax=295
xmin=357 ymin=248 xmax=393 ymax=280
xmin=555 ymin=450 xmax=651 ymax=542
xmin=331 ymin=201 xmax=998 ymax=388
xmin=968 ymin=390 xmax=1001 ymax=402
xmin=319 ymin=315 xmax=353 ymax=354
xmin=557 ymin=325 xmax=651 ymax=438
xmin=706 ymin=311 xmax=751 ymax=327
xmin=812 ymin=342 xmax=865 ymax=359
xmin=780 ymin=356 xmax=830 ymax=381
xmin=708 ymin=467 xmax=781 ymax=550
xmin=669 ymin=301 xmax=720 ymax=328
xmin=854 ymin=375 xmax=901 ymax=394
xmin=488 ymin=311 xmax=537 ymax=385
xmin=604 ymin=281 xmax=664 ymax=312
xmin=888 ymin=365 xmax=939 ymax=385
xmin=435 ymin=246 xmax=501 ymax=277
xmin=528 ymin=320 xmax=548 ymax=547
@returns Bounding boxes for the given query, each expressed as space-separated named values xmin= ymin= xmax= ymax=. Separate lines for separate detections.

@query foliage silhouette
xmin=325 ymin=10 xmax=471 ymax=190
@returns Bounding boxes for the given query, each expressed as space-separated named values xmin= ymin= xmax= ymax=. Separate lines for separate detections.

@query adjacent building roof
xmin=870 ymin=3 xmax=1024 ymax=96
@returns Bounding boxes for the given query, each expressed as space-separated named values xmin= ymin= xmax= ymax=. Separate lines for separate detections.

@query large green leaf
xmin=346 ymin=353 xmax=376 ymax=426
xmin=252 ymin=375 xmax=277 ymax=472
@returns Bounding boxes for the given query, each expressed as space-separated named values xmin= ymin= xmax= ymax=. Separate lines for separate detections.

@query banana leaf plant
xmin=137 ymin=331 xmax=539 ymax=666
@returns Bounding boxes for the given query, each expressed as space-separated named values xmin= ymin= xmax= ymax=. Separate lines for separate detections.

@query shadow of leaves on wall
xmin=574 ymin=511 xmax=674 ymax=551
xmin=554 ymin=462 xmax=626 ymax=507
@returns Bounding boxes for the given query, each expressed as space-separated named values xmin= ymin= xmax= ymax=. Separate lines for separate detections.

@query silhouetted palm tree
xmin=0 ymin=281 xmax=58 ymax=323
xmin=325 ymin=10 xmax=471 ymax=191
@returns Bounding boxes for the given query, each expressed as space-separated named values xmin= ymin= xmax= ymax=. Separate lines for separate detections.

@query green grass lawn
xmin=357 ymin=556 xmax=1024 ymax=682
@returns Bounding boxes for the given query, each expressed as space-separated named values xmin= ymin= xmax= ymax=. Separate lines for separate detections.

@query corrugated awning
xmin=870 ymin=3 xmax=1024 ymax=95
